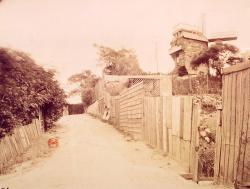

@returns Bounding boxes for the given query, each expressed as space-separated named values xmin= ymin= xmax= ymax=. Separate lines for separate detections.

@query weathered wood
xmin=166 ymin=96 xmax=172 ymax=129
xmin=214 ymin=110 xmax=222 ymax=183
xmin=143 ymin=95 xmax=201 ymax=176
xmin=240 ymin=69 xmax=250 ymax=183
xmin=168 ymin=128 xmax=173 ymax=157
xmin=234 ymin=71 xmax=243 ymax=180
xmin=148 ymin=97 xmax=152 ymax=146
xmin=183 ymin=96 xmax=193 ymax=141
xmin=0 ymin=120 xmax=43 ymax=173
xmin=224 ymin=73 xmax=233 ymax=183
xmin=236 ymin=70 xmax=248 ymax=183
xmin=220 ymin=75 xmax=227 ymax=181
xmin=227 ymin=72 xmax=237 ymax=183
xmin=180 ymin=139 xmax=191 ymax=172
xmin=156 ymin=98 xmax=160 ymax=149
xmin=119 ymin=82 xmax=144 ymax=138
xmin=159 ymin=97 xmax=164 ymax=151
xmin=222 ymin=62 xmax=250 ymax=75
xmin=172 ymin=97 xmax=181 ymax=136
xmin=217 ymin=62 xmax=250 ymax=186
xmin=172 ymin=135 xmax=180 ymax=160
xmin=162 ymin=96 xmax=168 ymax=153
xmin=180 ymin=97 xmax=185 ymax=139
xmin=120 ymin=81 xmax=144 ymax=96
xmin=152 ymin=98 xmax=157 ymax=147
xmin=190 ymin=104 xmax=200 ymax=183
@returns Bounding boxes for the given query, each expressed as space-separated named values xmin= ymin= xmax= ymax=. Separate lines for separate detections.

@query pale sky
xmin=0 ymin=0 xmax=250 ymax=91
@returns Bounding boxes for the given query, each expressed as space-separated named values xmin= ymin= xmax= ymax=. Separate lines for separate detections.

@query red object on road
xmin=48 ymin=138 xmax=59 ymax=148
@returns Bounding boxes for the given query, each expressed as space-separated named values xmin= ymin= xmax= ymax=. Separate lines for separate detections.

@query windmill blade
xmin=208 ymin=31 xmax=237 ymax=42
xmin=96 ymin=62 xmax=105 ymax=67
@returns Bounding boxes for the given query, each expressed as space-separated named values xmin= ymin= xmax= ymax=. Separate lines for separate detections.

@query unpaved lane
xmin=0 ymin=114 xmax=229 ymax=189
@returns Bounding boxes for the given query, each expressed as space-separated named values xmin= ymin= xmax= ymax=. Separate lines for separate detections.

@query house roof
xmin=182 ymin=32 xmax=208 ymax=42
xmin=169 ymin=46 xmax=182 ymax=55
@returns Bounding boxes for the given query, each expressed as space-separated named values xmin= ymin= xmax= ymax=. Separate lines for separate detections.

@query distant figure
xmin=102 ymin=105 xmax=110 ymax=121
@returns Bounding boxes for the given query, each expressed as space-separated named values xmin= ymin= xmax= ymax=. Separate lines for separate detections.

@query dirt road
xmin=0 ymin=114 xmax=230 ymax=189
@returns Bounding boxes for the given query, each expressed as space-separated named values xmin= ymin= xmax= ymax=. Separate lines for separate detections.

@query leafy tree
xmin=68 ymin=70 xmax=98 ymax=108
xmin=0 ymin=48 xmax=66 ymax=137
xmin=95 ymin=44 xmax=143 ymax=75
xmin=191 ymin=43 xmax=241 ymax=77
xmin=68 ymin=70 xmax=98 ymax=91
xmin=81 ymin=88 xmax=95 ymax=108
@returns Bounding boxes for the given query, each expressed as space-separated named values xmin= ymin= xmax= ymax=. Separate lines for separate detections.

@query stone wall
xmin=183 ymin=38 xmax=208 ymax=74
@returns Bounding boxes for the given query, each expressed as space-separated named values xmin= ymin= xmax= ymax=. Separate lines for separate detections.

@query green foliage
xmin=191 ymin=43 xmax=240 ymax=76
xmin=68 ymin=70 xmax=98 ymax=108
xmin=0 ymin=48 xmax=66 ymax=137
xmin=81 ymin=88 xmax=94 ymax=107
xmin=199 ymin=142 xmax=215 ymax=177
xmin=172 ymin=75 xmax=222 ymax=95
xmin=95 ymin=44 xmax=143 ymax=75
xmin=68 ymin=70 xmax=98 ymax=90
xmin=177 ymin=66 xmax=188 ymax=76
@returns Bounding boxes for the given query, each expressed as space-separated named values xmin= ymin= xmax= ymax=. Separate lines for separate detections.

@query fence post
xmin=214 ymin=109 xmax=222 ymax=184
xmin=190 ymin=103 xmax=201 ymax=183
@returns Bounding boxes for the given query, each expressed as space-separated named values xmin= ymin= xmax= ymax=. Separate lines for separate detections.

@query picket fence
xmin=0 ymin=119 xmax=43 ymax=173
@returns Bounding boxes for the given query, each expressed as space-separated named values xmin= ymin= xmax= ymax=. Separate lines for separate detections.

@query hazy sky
xmin=0 ymin=0 xmax=250 ymax=89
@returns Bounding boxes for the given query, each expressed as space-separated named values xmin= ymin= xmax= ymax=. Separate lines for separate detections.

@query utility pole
xmin=201 ymin=13 xmax=206 ymax=35
xmin=155 ymin=41 xmax=159 ymax=74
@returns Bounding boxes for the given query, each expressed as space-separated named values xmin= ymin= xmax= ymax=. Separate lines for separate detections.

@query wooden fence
xmin=88 ymin=74 xmax=223 ymax=183
xmin=0 ymin=119 xmax=43 ymax=174
xmin=144 ymin=96 xmax=197 ymax=174
xmin=215 ymin=63 xmax=250 ymax=187
xmin=110 ymin=96 xmax=119 ymax=127
xmin=118 ymin=82 xmax=145 ymax=139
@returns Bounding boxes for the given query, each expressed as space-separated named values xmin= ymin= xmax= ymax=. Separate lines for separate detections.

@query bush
xmin=172 ymin=74 xmax=222 ymax=95
xmin=0 ymin=48 xmax=66 ymax=137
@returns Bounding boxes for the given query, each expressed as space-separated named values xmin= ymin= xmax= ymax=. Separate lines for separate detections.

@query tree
xmin=95 ymin=44 xmax=143 ymax=75
xmin=0 ymin=48 xmax=66 ymax=137
xmin=68 ymin=70 xmax=98 ymax=108
xmin=81 ymin=88 xmax=95 ymax=108
xmin=68 ymin=70 xmax=98 ymax=91
xmin=191 ymin=43 xmax=241 ymax=77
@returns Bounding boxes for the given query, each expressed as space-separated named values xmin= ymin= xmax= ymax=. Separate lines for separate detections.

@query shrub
xmin=0 ymin=48 xmax=66 ymax=137
xmin=172 ymin=74 xmax=222 ymax=95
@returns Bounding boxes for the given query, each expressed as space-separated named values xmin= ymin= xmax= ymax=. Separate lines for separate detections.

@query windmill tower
xmin=169 ymin=15 xmax=238 ymax=76
xmin=168 ymin=23 xmax=208 ymax=75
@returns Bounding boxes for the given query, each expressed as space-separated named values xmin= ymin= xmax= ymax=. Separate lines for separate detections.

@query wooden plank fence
xmin=110 ymin=96 xmax=119 ymax=127
xmin=215 ymin=63 xmax=250 ymax=187
xmin=118 ymin=82 xmax=145 ymax=139
xmin=144 ymin=96 xmax=198 ymax=175
xmin=0 ymin=119 xmax=43 ymax=174
xmin=89 ymin=74 xmax=230 ymax=184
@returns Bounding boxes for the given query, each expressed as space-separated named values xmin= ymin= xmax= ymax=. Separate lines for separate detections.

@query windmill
xmin=168 ymin=15 xmax=239 ymax=76
xmin=208 ymin=31 xmax=237 ymax=43
xmin=199 ymin=14 xmax=238 ymax=43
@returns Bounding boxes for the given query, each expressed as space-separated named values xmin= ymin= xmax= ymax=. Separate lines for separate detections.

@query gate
xmin=214 ymin=63 xmax=250 ymax=187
